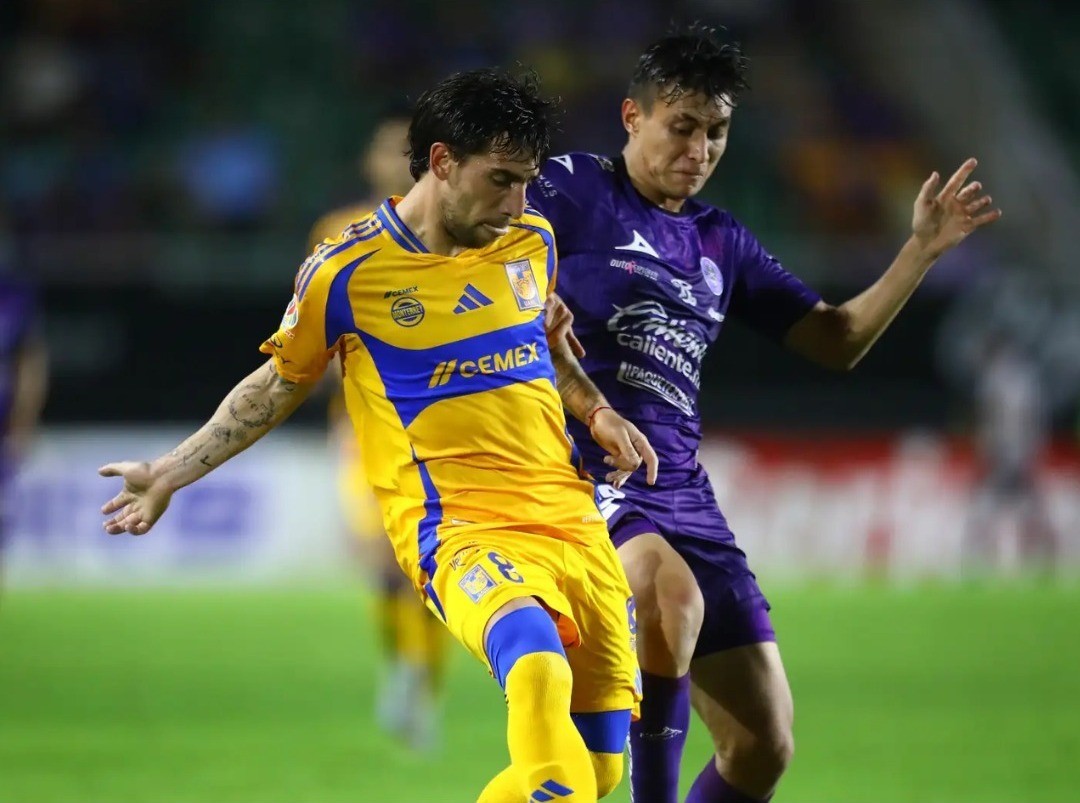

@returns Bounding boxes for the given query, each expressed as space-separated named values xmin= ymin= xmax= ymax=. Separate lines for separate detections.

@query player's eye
xmin=490 ymin=174 xmax=513 ymax=188
xmin=672 ymin=126 xmax=694 ymax=137
xmin=707 ymin=124 xmax=727 ymax=139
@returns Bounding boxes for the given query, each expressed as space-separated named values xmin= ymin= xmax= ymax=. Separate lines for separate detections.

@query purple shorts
xmin=598 ymin=477 xmax=775 ymax=659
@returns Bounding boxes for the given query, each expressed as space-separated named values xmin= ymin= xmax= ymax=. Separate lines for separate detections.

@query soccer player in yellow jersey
xmin=309 ymin=108 xmax=449 ymax=751
xmin=99 ymin=68 xmax=658 ymax=802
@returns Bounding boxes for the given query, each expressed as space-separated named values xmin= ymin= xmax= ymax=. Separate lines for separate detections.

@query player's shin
xmin=628 ymin=672 xmax=691 ymax=803
xmin=686 ymin=758 xmax=772 ymax=803
xmin=487 ymin=606 xmax=597 ymax=802
xmin=477 ymin=766 xmax=524 ymax=803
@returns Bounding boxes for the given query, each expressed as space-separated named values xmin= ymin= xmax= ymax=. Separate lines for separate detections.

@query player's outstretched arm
xmin=549 ymin=324 xmax=658 ymax=488
xmin=785 ymin=157 xmax=1002 ymax=370
xmin=98 ymin=359 xmax=317 ymax=535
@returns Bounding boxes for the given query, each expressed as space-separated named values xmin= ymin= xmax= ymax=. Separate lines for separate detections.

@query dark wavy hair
xmin=629 ymin=23 xmax=750 ymax=110
xmin=407 ymin=68 xmax=558 ymax=180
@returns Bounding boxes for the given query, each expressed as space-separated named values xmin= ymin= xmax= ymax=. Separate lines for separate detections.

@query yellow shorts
xmin=426 ymin=529 xmax=641 ymax=715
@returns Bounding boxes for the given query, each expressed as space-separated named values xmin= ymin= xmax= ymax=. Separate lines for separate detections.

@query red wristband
xmin=587 ymin=405 xmax=612 ymax=428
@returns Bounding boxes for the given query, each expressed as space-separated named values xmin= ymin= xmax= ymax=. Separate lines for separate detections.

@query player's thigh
xmin=689 ymin=641 xmax=794 ymax=754
xmin=428 ymin=536 xmax=572 ymax=667
xmin=562 ymin=538 xmax=641 ymax=716
xmin=616 ymin=531 xmax=704 ymax=636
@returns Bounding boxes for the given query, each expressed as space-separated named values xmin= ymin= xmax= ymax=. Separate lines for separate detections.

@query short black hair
xmin=407 ymin=68 xmax=558 ymax=180
xmin=629 ymin=23 xmax=749 ymax=110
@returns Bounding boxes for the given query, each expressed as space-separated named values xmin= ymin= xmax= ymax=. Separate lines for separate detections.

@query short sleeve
xmin=259 ymin=258 xmax=339 ymax=383
xmin=727 ymin=223 xmax=821 ymax=342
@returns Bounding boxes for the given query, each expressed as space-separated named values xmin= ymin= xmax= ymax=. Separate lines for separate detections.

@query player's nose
xmin=504 ymin=184 xmax=527 ymax=219
xmin=686 ymin=131 xmax=708 ymax=163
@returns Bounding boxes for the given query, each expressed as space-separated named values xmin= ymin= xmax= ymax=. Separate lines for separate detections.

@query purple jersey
xmin=527 ymin=153 xmax=820 ymax=491
xmin=0 ymin=278 xmax=36 ymax=436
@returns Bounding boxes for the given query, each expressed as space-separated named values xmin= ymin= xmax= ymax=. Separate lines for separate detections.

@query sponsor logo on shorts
xmin=459 ymin=564 xmax=498 ymax=603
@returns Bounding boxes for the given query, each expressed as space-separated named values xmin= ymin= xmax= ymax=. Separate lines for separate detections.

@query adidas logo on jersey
xmin=453 ymin=283 xmax=494 ymax=314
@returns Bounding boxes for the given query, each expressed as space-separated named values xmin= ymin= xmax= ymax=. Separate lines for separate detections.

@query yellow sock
xmin=504 ymin=652 xmax=597 ymax=802
xmin=423 ymin=605 xmax=449 ymax=692
xmin=397 ymin=590 xmax=429 ymax=667
xmin=376 ymin=591 xmax=401 ymax=659
xmin=589 ymin=751 xmax=624 ymax=799
xmin=477 ymin=766 xmax=524 ymax=803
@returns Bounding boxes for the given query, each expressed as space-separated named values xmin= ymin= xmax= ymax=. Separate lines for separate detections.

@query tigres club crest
xmin=504 ymin=259 xmax=543 ymax=311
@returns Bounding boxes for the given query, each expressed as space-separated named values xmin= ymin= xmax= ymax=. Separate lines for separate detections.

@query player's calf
xmin=618 ymin=533 xmax=703 ymax=803
xmin=485 ymin=601 xmax=597 ymax=801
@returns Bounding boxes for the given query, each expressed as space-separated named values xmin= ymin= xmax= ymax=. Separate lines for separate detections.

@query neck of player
xmin=394 ymin=184 xmax=469 ymax=257
xmin=622 ymin=144 xmax=687 ymax=214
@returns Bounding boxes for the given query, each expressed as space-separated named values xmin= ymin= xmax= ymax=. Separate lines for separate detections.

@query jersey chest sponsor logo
xmin=608 ymin=256 xmax=659 ymax=282
xmin=608 ymin=300 xmax=709 ymax=362
xmin=383 ymin=285 xmax=418 ymax=299
xmin=428 ymin=342 xmax=540 ymax=388
xmin=390 ymin=296 xmax=425 ymax=327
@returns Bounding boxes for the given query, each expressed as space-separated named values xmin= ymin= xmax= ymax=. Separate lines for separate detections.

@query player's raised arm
xmin=784 ymin=157 xmax=1001 ymax=370
xmin=547 ymin=300 xmax=658 ymax=488
xmin=99 ymin=360 xmax=317 ymax=535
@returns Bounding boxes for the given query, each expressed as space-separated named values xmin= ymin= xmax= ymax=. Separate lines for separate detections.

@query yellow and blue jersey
xmin=262 ymin=198 xmax=602 ymax=591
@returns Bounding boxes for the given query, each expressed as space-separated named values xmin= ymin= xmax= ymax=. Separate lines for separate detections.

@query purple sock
xmin=685 ymin=759 xmax=771 ymax=803
xmin=629 ymin=671 xmax=690 ymax=803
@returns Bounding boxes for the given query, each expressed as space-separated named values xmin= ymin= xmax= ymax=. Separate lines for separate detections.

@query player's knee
xmin=571 ymin=710 xmax=630 ymax=796
xmin=725 ymin=725 xmax=794 ymax=781
xmin=636 ymin=572 xmax=704 ymax=647
xmin=485 ymin=605 xmax=568 ymax=692
xmin=589 ymin=751 xmax=624 ymax=798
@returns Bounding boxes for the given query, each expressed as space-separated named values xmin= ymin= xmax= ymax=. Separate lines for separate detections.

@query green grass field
xmin=1 ymin=583 xmax=1078 ymax=802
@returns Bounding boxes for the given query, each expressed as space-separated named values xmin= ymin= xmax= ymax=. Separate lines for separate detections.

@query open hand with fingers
xmin=912 ymin=158 xmax=1002 ymax=258
xmin=99 ymin=460 xmax=174 ymax=535
xmin=588 ymin=406 xmax=659 ymax=489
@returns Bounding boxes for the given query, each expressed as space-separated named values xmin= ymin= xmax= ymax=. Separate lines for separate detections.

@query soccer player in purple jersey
xmin=528 ymin=24 xmax=1001 ymax=803
xmin=0 ymin=269 xmax=48 ymax=567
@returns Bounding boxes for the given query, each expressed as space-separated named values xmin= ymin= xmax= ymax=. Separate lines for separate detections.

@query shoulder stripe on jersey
xmin=510 ymin=222 xmax=556 ymax=284
xmin=297 ymin=227 xmax=382 ymax=302
xmin=376 ymin=201 xmax=429 ymax=254
xmin=323 ymin=250 xmax=379 ymax=347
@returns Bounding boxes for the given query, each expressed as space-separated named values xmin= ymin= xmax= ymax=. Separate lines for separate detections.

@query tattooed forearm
xmin=147 ymin=359 xmax=317 ymax=492
xmin=227 ymin=383 xmax=277 ymax=428
xmin=550 ymin=341 xmax=605 ymax=424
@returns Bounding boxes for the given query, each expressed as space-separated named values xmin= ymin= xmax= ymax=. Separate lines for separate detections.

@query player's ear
xmin=429 ymin=142 xmax=454 ymax=180
xmin=621 ymin=97 xmax=642 ymax=136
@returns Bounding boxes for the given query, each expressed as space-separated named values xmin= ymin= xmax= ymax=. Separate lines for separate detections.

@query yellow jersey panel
xmin=262 ymin=199 xmax=601 ymax=589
